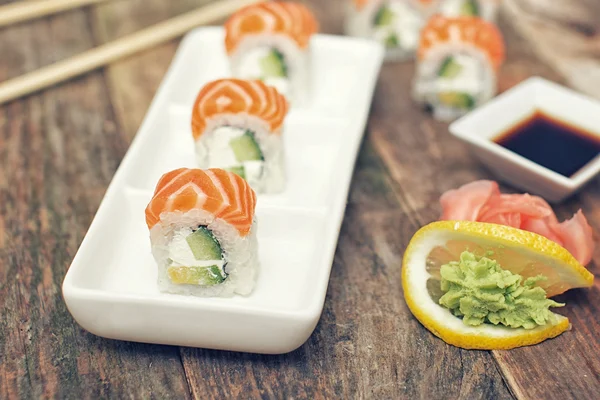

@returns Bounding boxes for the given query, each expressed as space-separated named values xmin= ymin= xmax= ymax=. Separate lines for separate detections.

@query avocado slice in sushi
xmin=167 ymin=265 xmax=226 ymax=286
xmin=230 ymin=131 xmax=264 ymax=162
xmin=438 ymin=56 xmax=463 ymax=79
xmin=260 ymin=49 xmax=287 ymax=78
xmin=374 ymin=5 xmax=395 ymax=27
xmin=461 ymin=0 xmax=479 ymax=16
xmin=186 ymin=227 xmax=223 ymax=260
xmin=438 ymin=92 xmax=476 ymax=110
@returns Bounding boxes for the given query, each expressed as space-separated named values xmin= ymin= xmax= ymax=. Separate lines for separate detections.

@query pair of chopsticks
xmin=0 ymin=0 xmax=260 ymax=105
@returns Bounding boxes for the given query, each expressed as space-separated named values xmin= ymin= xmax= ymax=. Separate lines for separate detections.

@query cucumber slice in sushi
xmin=186 ymin=227 xmax=223 ymax=260
xmin=374 ymin=6 xmax=395 ymax=27
xmin=438 ymin=56 xmax=463 ymax=78
xmin=385 ymin=34 xmax=399 ymax=48
xmin=438 ymin=92 xmax=476 ymax=110
xmin=167 ymin=265 xmax=226 ymax=286
xmin=226 ymin=165 xmax=246 ymax=179
xmin=260 ymin=49 xmax=287 ymax=78
xmin=461 ymin=0 xmax=479 ymax=16
xmin=230 ymin=131 xmax=264 ymax=162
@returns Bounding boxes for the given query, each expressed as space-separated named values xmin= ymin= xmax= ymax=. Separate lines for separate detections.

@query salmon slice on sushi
xmin=145 ymin=168 xmax=259 ymax=297
xmin=412 ymin=15 xmax=505 ymax=121
xmin=191 ymin=78 xmax=289 ymax=194
xmin=345 ymin=0 xmax=439 ymax=61
xmin=224 ymin=1 xmax=319 ymax=105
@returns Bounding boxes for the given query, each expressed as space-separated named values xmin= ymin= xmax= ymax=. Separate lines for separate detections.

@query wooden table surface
xmin=1 ymin=0 xmax=599 ymax=398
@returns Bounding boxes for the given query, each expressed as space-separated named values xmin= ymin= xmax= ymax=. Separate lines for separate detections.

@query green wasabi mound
xmin=439 ymin=251 xmax=564 ymax=329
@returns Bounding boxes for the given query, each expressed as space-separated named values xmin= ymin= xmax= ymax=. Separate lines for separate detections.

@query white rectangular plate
xmin=62 ymin=27 xmax=384 ymax=354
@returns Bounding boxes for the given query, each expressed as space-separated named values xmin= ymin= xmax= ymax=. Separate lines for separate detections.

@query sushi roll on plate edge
xmin=145 ymin=168 xmax=259 ymax=297
xmin=344 ymin=0 xmax=439 ymax=61
xmin=412 ymin=14 xmax=506 ymax=121
xmin=191 ymin=78 xmax=289 ymax=195
xmin=224 ymin=1 xmax=319 ymax=106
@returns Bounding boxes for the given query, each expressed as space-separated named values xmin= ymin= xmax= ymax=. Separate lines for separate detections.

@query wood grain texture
xmin=90 ymin=0 xmax=214 ymax=140
xmin=0 ymin=4 xmax=191 ymax=399
xmin=1 ymin=0 xmax=599 ymax=398
xmin=0 ymin=0 xmax=111 ymax=28
xmin=501 ymin=0 xmax=600 ymax=99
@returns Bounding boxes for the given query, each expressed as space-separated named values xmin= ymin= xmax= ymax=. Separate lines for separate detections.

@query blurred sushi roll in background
xmin=145 ymin=168 xmax=259 ymax=297
xmin=224 ymin=1 xmax=319 ymax=105
xmin=412 ymin=15 xmax=505 ymax=121
xmin=191 ymin=78 xmax=289 ymax=194
xmin=345 ymin=0 xmax=440 ymax=61
xmin=438 ymin=0 xmax=500 ymax=21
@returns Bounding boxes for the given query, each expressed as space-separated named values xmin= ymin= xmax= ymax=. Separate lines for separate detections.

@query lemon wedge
xmin=402 ymin=221 xmax=594 ymax=350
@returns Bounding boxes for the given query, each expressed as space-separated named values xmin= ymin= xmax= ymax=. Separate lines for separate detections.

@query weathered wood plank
xmin=501 ymin=0 xmax=600 ymax=99
xmin=369 ymin=8 xmax=600 ymax=400
xmin=0 ymin=5 xmax=190 ymax=399
xmin=90 ymin=0 xmax=214 ymax=140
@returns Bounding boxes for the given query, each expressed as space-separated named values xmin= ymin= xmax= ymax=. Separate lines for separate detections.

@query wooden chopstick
xmin=0 ymin=0 xmax=112 ymax=28
xmin=0 ymin=0 xmax=260 ymax=105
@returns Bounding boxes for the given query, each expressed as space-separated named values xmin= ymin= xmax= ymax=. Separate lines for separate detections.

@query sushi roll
xmin=438 ymin=0 xmax=499 ymax=21
xmin=191 ymin=78 xmax=289 ymax=194
xmin=344 ymin=0 xmax=440 ymax=61
xmin=224 ymin=1 xmax=319 ymax=105
xmin=412 ymin=15 xmax=505 ymax=121
xmin=145 ymin=168 xmax=259 ymax=297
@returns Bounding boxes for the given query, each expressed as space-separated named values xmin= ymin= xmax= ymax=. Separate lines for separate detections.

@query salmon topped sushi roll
xmin=145 ymin=168 xmax=259 ymax=297
xmin=191 ymin=78 xmax=289 ymax=194
xmin=412 ymin=15 xmax=505 ymax=121
xmin=345 ymin=0 xmax=440 ymax=61
xmin=224 ymin=1 xmax=318 ymax=105
xmin=438 ymin=0 xmax=499 ymax=21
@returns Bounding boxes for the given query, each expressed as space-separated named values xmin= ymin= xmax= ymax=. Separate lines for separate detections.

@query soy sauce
xmin=493 ymin=111 xmax=600 ymax=177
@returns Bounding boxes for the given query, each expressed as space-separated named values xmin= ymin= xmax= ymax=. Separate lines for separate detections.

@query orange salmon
xmin=146 ymin=168 xmax=257 ymax=237
xmin=418 ymin=15 xmax=505 ymax=70
xmin=191 ymin=78 xmax=289 ymax=141
xmin=225 ymin=1 xmax=319 ymax=54
xmin=354 ymin=0 xmax=437 ymax=10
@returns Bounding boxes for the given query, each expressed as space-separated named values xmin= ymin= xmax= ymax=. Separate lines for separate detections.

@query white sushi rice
xmin=195 ymin=113 xmax=285 ymax=194
xmin=412 ymin=44 xmax=497 ymax=121
xmin=344 ymin=0 xmax=426 ymax=61
xmin=229 ymin=34 xmax=311 ymax=106
xmin=150 ymin=209 xmax=259 ymax=297
xmin=438 ymin=0 xmax=499 ymax=22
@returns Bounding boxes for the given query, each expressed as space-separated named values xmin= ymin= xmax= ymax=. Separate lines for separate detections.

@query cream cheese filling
xmin=168 ymin=227 xmax=225 ymax=273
